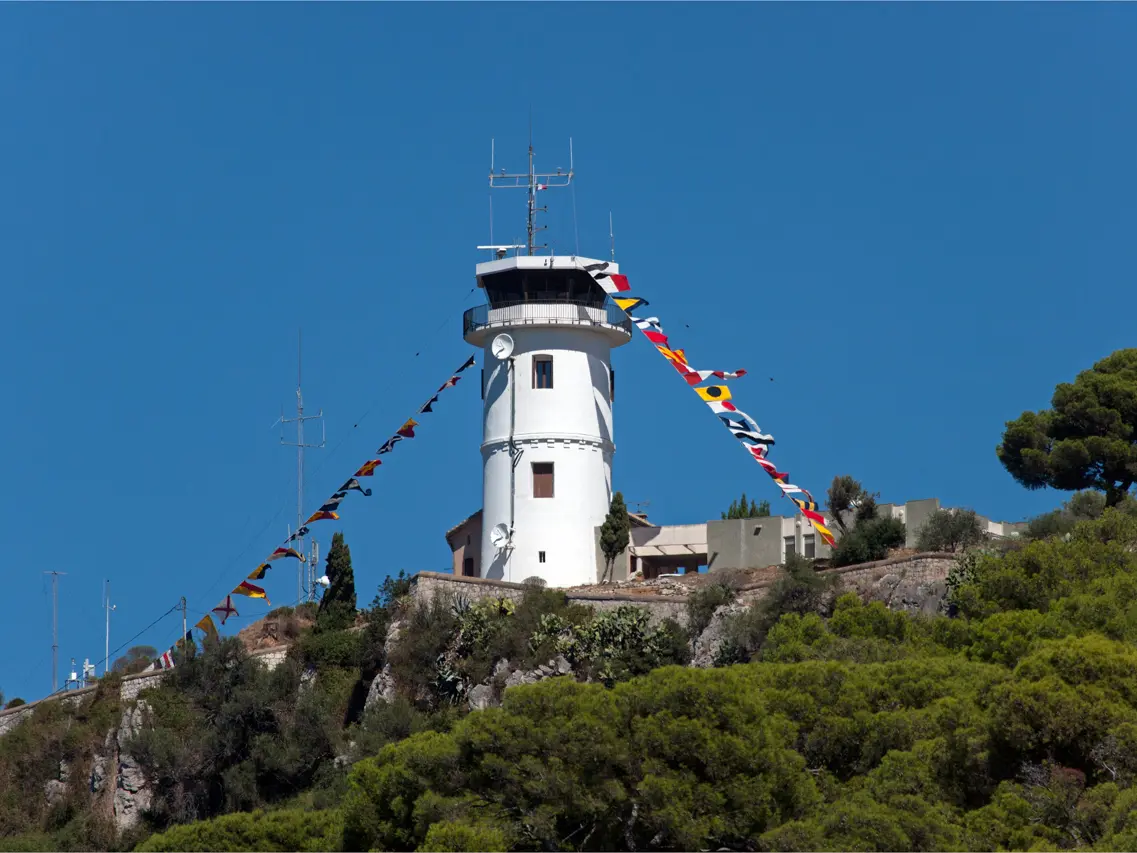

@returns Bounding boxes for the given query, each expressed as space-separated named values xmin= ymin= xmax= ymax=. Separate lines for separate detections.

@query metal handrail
xmin=463 ymin=302 xmax=632 ymax=336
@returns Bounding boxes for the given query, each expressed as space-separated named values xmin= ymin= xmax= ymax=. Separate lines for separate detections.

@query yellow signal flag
xmin=695 ymin=385 xmax=732 ymax=403
xmin=613 ymin=296 xmax=648 ymax=312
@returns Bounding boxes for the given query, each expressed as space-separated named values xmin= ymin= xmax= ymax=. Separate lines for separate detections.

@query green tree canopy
xmin=916 ymin=508 xmax=986 ymax=553
xmin=317 ymin=531 xmax=357 ymax=633
xmin=998 ymin=349 xmax=1137 ymax=506
xmin=112 ymin=644 xmax=157 ymax=674
xmin=598 ymin=491 xmax=631 ymax=583
xmin=721 ymin=491 xmax=771 ymax=519
xmin=826 ymin=476 xmax=874 ymax=535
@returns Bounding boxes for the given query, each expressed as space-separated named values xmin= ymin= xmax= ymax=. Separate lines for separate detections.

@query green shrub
xmin=292 ymin=628 xmax=361 ymax=670
xmin=916 ymin=508 xmax=986 ymax=553
xmin=686 ymin=582 xmax=735 ymax=637
xmin=831 ymin=516 xmax=907 ymax=567
xmin=135 ymin=807 xmax=342 ymax=852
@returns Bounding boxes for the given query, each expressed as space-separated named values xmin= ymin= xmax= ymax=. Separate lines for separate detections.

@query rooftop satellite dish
xmin=490 ymin=523 xmax=511 ymax=552
xmin=491 ymin=333 xmax=514 ymax=361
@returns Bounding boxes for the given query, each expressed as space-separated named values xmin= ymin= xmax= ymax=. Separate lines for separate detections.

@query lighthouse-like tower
xmin=463 ymin=142 xmax=632 ymax=587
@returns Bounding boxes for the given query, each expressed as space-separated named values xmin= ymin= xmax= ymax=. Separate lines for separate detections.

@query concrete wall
xmin=706 ymin=514 xmax=836 ymax=572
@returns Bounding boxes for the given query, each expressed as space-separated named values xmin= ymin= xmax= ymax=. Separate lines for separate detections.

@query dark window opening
xmin=610 ymin=367 xmax=615 ymax=401
xmin=538 ymin=551 xmax=546 ymax=564
xmin=462 ymin=557 xmax=475 ymax=577
xmin=784 ymin=536 xmax=796 ymax=560
xmin=533 ymin=355 xmax=553 ymax=389
xmin=481 ymin=367 xmax=485 ymax=401
xmin=803 ymin=534 xmax=816 ymax=558
xmin=532 ymin=462 xmax=554 ymax=498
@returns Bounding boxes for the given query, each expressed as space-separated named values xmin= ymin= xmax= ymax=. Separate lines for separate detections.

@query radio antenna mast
xmin=489 ymin=133 xmax=574 ymax=256
xmin=43 ymin=571 xmax=65 ymax=692
xmin=278 ymin=330 xmax=325 ymax=604
xmin=103 ymin=579 xmax=116 ymax=676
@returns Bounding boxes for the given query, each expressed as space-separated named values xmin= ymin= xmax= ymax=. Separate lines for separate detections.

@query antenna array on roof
xmin=488 ymin=136 xmax=574 ymax=257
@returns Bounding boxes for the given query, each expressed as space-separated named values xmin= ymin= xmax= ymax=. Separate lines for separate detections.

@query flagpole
xmin=180 ymin=596 xmax=187 ymax=654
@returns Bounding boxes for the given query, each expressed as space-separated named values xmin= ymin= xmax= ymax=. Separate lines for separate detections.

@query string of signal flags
xmin=147 ymin=260 xmax=834 ymax=670
xmin=579 ymin=261 xmax=838 ymax=549
xmin=144 ymin=353 xmax=477 ymax=671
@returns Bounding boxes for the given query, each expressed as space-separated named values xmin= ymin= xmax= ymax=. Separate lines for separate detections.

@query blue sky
xmin=2 ymin=3 xmax=1134 ymax=702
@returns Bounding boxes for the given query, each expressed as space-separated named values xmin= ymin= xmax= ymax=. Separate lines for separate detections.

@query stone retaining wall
xmin=411 ymin=572 xmax=690 ymax=625
xmin=411 ymin=552 xmax=959 ymax=626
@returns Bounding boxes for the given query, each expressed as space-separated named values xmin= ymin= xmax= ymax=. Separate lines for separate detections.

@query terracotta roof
xmin=444 ymin=509 xmax=482 ymax=543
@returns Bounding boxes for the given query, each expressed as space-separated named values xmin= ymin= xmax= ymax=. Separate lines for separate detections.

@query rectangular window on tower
xmin=610 ymin=367 xmax=615 ymax=401
xmin=533 ymin=355 xmax=553 ymax=389
xmin=532 ymin=462 xmax=554 ymax=498
xmin=462 ymin=557 xmax=475 ymax=577
xmin=481 ymin=367 xmax=485 ymax=401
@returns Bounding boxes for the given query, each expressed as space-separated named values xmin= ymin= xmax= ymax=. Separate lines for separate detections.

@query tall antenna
xmin=103 ymin=579 xmax=116 ymax=676
xmin=278 ymin=330 xmax=325 ymax=605
xmin=489 ymin=134 xmax=574 ymax=256
xmin=609 ymin=212 xmax=616 ymax=261
xmin=43 ymin=571 xmax=65 ymax=692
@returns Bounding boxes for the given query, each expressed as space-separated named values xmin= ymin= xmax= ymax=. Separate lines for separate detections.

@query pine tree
xmin=317 ymin=531 xmax=357 ymax=632
xmin=599 ymin=492 xmax=632 ymax=584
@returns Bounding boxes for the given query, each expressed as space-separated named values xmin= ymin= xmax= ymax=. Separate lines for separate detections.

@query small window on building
xmin=533 ymin=355 xmax=553 ymax=389
xmin=462 ymin=557 xmax=475 ymax=577
xmin=480 ymin=367 xmax=485 ymax=401
xmin=466 ymin=534 xmax=471 ymax=546
xmin=610 ymin=367 xmax=615 ymax=401
xmin=803 ymin=534 xmax=816 ymax=558
xmin=532 ymin=462 xmax=554 ymax=498
xmin=538 ymin=551 xmax=546 ymax=564
xmin=784 ymin=535 xmax=796 ymax=560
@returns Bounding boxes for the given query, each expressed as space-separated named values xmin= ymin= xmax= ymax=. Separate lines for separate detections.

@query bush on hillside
xmin=135 ymin=807 xmax=343 ymax=852
xmin=917 ymin=508 xmax=987 ymax=553
xmin=830 ymin=515 xmax=907 ymax=567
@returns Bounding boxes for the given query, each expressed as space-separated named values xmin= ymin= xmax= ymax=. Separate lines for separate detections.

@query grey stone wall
xmin=411 ymin=553 xmax=958 ymax=629
xmin=411 ymin=572 xmax=691 ymax=626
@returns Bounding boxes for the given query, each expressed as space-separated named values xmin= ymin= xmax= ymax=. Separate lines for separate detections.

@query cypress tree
xmin=317 ymin=531 xmax=357 ymax=632
xmin=599 ymin=492 xmax=632 ymax=584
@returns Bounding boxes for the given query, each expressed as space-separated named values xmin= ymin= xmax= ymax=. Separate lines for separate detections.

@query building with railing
xmin=462 ymin=254 xmax=633 ymax=588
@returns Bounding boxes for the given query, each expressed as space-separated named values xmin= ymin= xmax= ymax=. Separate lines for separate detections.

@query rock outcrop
xmin=112 ymin=699 xmax=152 ymax=834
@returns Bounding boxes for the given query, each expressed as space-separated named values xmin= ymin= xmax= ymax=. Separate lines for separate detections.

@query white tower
xmin=465 ymin=256 xmax=631 ymax=587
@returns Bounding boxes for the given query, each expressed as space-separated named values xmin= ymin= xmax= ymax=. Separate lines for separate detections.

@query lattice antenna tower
xmin=276 ymin=330 xmax=325 ymax=604
xmin=487 ymin=132 xmax=574 ymax=256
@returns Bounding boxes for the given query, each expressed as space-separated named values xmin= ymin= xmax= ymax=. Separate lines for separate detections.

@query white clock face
xmin=491 ymin=334 xmax=514 ymax=360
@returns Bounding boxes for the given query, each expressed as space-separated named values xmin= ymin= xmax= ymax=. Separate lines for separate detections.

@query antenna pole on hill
xmin=103 ymin=579 xmax=116 ymax=676
xmin=44 ymin=571 xmax=65 ymax=692
xmin=279 ymin=330 xmax=326 ymax=605
xmin=489 ymin=134 xmax=574 ymax=256
xmin=180 ymin=597 xmax=187 ymax=653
